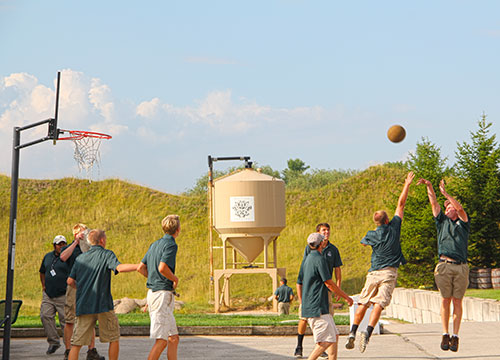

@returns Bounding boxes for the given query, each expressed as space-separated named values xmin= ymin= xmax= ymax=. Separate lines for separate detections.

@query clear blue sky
xmin=1 ymin=1 xmax=499 ymax=193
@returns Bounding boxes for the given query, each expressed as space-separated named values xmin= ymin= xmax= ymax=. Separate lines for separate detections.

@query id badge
xmin=50 ymin=269 xmax=56 ymax=277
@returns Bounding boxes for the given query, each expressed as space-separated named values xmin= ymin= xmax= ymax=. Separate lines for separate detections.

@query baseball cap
xmin=307 ymin=233 xmax=324 ymax=247
xmin=53 ymin=235 xmax=67 ymax=244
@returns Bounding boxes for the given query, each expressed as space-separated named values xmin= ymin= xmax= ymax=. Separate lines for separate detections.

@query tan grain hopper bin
xmin=213 ymin=169 xmax=285 ymax=263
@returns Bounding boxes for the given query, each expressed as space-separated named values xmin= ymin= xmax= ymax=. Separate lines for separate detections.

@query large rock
xmin=114 ymin=297 xmax=139 ymax=314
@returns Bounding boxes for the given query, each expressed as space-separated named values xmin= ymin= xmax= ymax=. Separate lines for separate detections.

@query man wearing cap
xmin=39 ymin=235 xmax=69 ymax=355
xmin=345 ymin=171 xmax=414 ymax=353
xmin=418 ymin=178 xmax=470 ymax=352
xmin=294 ymin=223 xmax=343 ymax=358
xmin=60 ymin=224 xmax=104 ymax=360
xmin=297 ymin=233 xmax=353 ymax=360
xmin=274 ymin=278 xmax=294 ymax=315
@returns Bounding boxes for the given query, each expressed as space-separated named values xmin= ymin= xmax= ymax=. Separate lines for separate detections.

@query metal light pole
xmin=2 ymin=72 xmax=61 ymax=360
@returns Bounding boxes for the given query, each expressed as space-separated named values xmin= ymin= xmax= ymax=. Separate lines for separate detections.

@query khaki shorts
xmin=278 ymin=302 xmax=290 ymax=315
xmin=358 ymin=267 xmax=398 ymax=309
xmin=71 ymin=311 xmax=120 ymax=346
xmin=307 ymin=314 xmax=338 ymax=344
xmin=434 ymin=262 xmax=469 ymax=299
xmin=64 ymin=286 xmax=76 ymax=324
xmin=147 ymin=289 xmax=178 ymax=339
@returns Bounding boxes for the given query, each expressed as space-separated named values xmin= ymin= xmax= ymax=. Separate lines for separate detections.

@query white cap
xmin=53 ymin=235 xmax=67 ymax=244
xmin=307 ymin=233 xmax=324 ymax=247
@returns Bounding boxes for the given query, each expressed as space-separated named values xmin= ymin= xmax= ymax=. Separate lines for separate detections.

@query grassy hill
xmin=0 ymin=164 xmax=407 ymax=315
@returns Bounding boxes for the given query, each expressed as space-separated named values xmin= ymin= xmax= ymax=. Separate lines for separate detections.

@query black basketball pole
xmin=3 ymin=127 xmax=20 ymax=360
xmin=2 ymin=72 xmax=61 ymax=360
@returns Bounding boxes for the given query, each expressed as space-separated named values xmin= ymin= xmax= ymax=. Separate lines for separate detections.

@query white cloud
xmin=135 ymin=90 xmax=328 ymax=137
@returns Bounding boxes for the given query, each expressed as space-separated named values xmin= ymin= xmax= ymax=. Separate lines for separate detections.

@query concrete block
xmin=412 ymin=308 xmax=423 ymax=324
xmin=431 ymin=311 xmax=441 ymax=323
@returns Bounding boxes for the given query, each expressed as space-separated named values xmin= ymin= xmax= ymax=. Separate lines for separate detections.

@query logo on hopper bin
xmin=230 ymin=196 xmax=255 ymax=222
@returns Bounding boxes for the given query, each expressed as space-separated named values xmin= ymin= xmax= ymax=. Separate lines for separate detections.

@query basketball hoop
xmin=58 ymin=130 xmax=112 ymax=180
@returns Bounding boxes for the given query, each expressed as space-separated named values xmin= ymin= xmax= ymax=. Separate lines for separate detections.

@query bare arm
xmin=395 ymin=171 xmax=415 ymax=219
xmin=158 ymin=262 xmax=178 ymax=289
xmin=60 ymin=240 xmax=78 ymax=262
xmin=333 ymin=267 xmax=342 ymax=301
xmin=116 ymin=263 xmax=139 ymax=273
xmin=439 ymin=180 xmax=468 ymax=222
xmin=324 ymin=279 xmax=353 ymax=306
xmin=296 ymin=283 xmax=302 ymax=304
xmin=67 ymin=277 xmax=76 ymax=289
xmin=40 ymin=273 xmax=46 ymax=292
xmin=137 ymin=262 xmax=148 ymax=278
xmin=417 ymin=178 xmax=441 ymax=217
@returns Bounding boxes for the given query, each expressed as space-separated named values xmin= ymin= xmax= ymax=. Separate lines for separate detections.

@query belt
xmin=439 ymin=258 xmax=464 ymax=265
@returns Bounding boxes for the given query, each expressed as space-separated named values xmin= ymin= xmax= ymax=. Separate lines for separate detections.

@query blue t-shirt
xmin=297 ymin=250 xmax=331 ymax=317
xmin=361 ymin=215 xmax=406 ymax=272
xmin=274 ymin=285 xmax=294 ymax=303
xmin=69 ymin=245 xmax=121 ymax=316
xmin=141 ymin=234 xmax=178 ymax=291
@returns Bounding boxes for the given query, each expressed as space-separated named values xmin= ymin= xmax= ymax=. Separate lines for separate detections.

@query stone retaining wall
xmin=384 ymin=288 xmax=500 ymax=323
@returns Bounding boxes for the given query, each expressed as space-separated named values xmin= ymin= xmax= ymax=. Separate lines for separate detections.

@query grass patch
xmin=12 ymin=313 xmax=350 ymax=328
xmin=465 ymin=288 xmax=500 ymax=301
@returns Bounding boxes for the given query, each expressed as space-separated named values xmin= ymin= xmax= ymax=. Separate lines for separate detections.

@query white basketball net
xmin=72 ymin=136 xmax=103 ymax=180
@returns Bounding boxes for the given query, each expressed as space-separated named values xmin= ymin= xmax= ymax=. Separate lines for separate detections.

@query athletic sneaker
xmin=359 ymin=331 xmax=369 ymax=353
xmin=319 ymin=351 xmax=328 ymax=358
xmin=449 ymin=336 xmax=459 ymax=352
xmin=440 ymin=334 xmax=450 ymax=351
xmin=294 ymin=346 xmax=303 ymax=358
xmin=86 ymin=348 xmax=105 ymax=360
xmin=345 ymin=333 xmax=356 ymax=349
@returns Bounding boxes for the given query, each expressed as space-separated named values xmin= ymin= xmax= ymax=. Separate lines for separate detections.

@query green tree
xmin=282 ymin=158 xmax=310 ymax=184
xmin=398 ymin=138 xmax=451 ymax=287
xmin=454 ymin=114 xmax=500 ymax=267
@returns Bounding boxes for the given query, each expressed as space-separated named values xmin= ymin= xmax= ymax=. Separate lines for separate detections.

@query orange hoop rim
xmin=58 ymin=130 xmax=112 ymax=141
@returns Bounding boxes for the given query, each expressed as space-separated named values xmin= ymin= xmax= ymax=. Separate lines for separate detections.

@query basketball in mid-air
xmin=387 ymin=125 xmax=406 ymax=143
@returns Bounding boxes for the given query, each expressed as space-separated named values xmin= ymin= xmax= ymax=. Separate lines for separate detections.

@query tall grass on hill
xmin=0 ymin=165 xmax=407 ymax=315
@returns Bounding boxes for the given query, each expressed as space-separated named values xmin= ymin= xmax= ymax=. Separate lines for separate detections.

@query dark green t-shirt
xmin=39 ymin=251 xmax=70 ymax=298
xmin=303 ymin=241 xmax=342 ymax=278
xmin=61 ymin=241 xmax=84 ymax=271
xmin=274 ymin=285 xmax=294 ymax=303
xmin=297 ymin=250 xmax=330 ymax=317
xmin=435 ymin=210 xmax=470 ymax=263
xmin=69 ymin=245 xmax=121 ymax=316
xmin=361 ymin=215 xmax=407 ymax=272
xmin=141 ymin=234 xmax=178 ymax=291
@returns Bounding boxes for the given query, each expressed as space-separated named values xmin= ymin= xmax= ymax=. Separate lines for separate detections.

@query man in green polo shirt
xmin=39 ymin=235 xmax=69 ymax=355
xmin=297 ymin=233 xmax=353 ymax=360
xmin=67 ymin=229 xmax=139 ymax=360
xmin=60 ymin=224 xmax=104 ymax=360
xmin=294 ymin=223 xmax=343 ymax=359
xmin=274 ymin=278 xmax=294 ymax=315
xmin=418 ymin=178 xmax=470 ymax=352
xmin=137 ymin=214 xmax=181 ymax=360
xmin=345 ymin=171 xmax=414 ymax=353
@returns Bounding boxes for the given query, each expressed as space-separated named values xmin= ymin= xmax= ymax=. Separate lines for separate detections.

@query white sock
xmin=452 ymin=334 xmax=459 ymax=338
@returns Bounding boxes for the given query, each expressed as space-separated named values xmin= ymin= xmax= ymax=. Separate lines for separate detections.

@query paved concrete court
xmin=2 ymin=321 xmax=500 ymax=359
